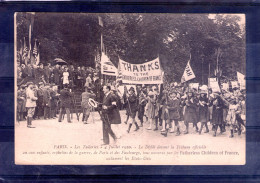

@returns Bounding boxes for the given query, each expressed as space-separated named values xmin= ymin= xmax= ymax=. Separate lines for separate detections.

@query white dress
xmin=63 ymin=72 xmax=69 ymax=85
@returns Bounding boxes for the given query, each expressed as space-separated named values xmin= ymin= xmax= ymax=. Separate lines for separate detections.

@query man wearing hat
xmin=58 ymin=84 xmax=72 ymax=123
xmin=35 ymin=82 xmax=44 ymax=119
xmin=17 ymin=84 xmax=26 ymax=122
xmin=25 ymin=82 xmax=38 ymax=128
xmin=43 ymin=84 xmax=51 ymax=119
xmin=125 ymin=86 xmax=139 ymax=133
xmin=81 ymin=86 xmax=96 ymax=124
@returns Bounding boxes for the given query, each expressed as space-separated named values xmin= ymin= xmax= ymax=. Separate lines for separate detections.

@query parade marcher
xmin=25 ymin=82 xmax=38 ymax=128
xmin=211 ymin=92 xmax=225 ymax=137
xmin=198 ymin=91 xmax=210 ymax=134
xmin=58 ymin=84 xmax=72 ymax=123
xmin=183 ymin=91 xmax=199 ymax=134
xmin=137 ymin=88 xmax=147 ymax=127
xmin=81 ymin=86 xmax=96 ymax=124
xmin=125 ymin=87 xmax=139 ymax=133
xmin=226 ymin=97 xmax=239 ymax=138
xmin=166 ymin=91 xmax=181 ymax=135
xmin=111 ymin=88 xmax=123 ymax=138
xmin=93 ymin=73 xmax=102 ymax=103
xmin=146 ymin=90 xmax=157 ymax=130
xmin=160 ymin=90 xmax=169 ymax=134
xmin=153 ymin=86 xmax=161 ymax=131
xmin=98 ymin=85 xmax=120 ymax=145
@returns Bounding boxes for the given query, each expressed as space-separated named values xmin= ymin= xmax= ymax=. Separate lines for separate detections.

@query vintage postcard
xmin=15 ymin=13 xmax=246 ymax=165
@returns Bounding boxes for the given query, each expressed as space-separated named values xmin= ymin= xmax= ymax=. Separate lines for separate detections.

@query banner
xmin=101 ymin=52 xmax=118 ymax=76
xmin=231 ymin=81 xmax=239 ymax=89
xmin=208 ymin=78 xmax=221 ymax=93
xmin=118 ymin=58 xmax=163 ymax=84
xmin=189 ymin=83 xmax=199 ymax=91
xmin=237 ymin=71 xmax=246 ymax=90
xmin=222 ymin=83 xmax=229 ymax=91
xmin=181 ymin=61 xmax=195 ymax=83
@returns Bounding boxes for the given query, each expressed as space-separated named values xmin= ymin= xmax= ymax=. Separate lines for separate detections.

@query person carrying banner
xmin=126 ymin=87 xmax=139 ymax=133
xmin=81 ymin=86 xmax=96 ymax=124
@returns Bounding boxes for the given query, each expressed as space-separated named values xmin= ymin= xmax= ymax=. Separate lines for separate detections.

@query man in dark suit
xmin=99 ymin=85 xmax=121 ymax=145
xmin=58 ymin=84 xmax=72 ymax=123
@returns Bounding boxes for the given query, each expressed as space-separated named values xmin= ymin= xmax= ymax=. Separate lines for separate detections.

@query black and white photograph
xmin=14 ymin=13 xmax=246 ymax=165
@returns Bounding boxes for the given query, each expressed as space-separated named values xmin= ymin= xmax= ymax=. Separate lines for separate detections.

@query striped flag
xmin=95 ymin=51 xmax=101 ymax=69
xmin=116 ymin=60 xmax=122 ymax=87
xmin=33 ymin=40 xmax=38 ymax=56
xmin=98 ymin=16 xmax=103 ymax=27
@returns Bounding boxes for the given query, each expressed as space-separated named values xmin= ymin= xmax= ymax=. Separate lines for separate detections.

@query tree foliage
xmin=16 ymin=13 xmax=245 ymax=83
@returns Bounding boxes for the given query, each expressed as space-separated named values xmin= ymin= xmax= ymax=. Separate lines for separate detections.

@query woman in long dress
xmin=62 ymin=67 xmax=70 ymax=87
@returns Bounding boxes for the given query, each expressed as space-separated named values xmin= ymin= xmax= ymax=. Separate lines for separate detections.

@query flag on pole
xmin=33 ymin=40 xmax=38 ymax=56
xmin=98 ymin=16 xmax=103 ymax=27
xmin=116 ymin=61 xmax=122 ymax=87
xmin=35 ymin=50 xmax=40 ymax=66
xmin=22 ymin=37 xmax=28 ymax=64
xmin=237 ymin=71 xmax=246 ymax=90
xmin=101 ymin=52 xmax=118 ymax=76
xmin=181 ymin=61 xmax=196 ymax=83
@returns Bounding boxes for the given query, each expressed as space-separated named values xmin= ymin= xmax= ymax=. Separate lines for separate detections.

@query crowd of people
xmin=16 ymin=63 xmax=246 ymax=145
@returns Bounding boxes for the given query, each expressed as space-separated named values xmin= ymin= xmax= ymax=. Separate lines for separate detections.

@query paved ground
xmin=15 ymin=110 xmax=245 ymax=165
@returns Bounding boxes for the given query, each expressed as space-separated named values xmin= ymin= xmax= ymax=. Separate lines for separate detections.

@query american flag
xmin=95 ymin=52 xmax=101 ymax=69
xmin=116 ymin=62 xmax=122 ymax=87
xmin=33 ymin=40 xmax=38 ymax=56
xmin=22 ymin=37 xmax=28 ymax=60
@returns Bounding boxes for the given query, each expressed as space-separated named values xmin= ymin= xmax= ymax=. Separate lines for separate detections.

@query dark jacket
xmin=125 ymin=93 xmax=138 ymax=118
xmin=211 ymin=96 xmax=224 ymax=125
xmin=59 ymin=88 xmax=72 ymax=108
xmin=167 ymin=98 xmax=181 ymax=120
xmin=198 ymin=96 xmax=209 ymax=122
xmin=102 ymin=92 xmax=121 ymax=124
xmin=184 ymin=97 xmax=198 ymax=123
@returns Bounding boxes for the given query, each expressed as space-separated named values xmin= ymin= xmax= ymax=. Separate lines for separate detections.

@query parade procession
xmin=15 ymin=13 xmax=246 ymax=146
